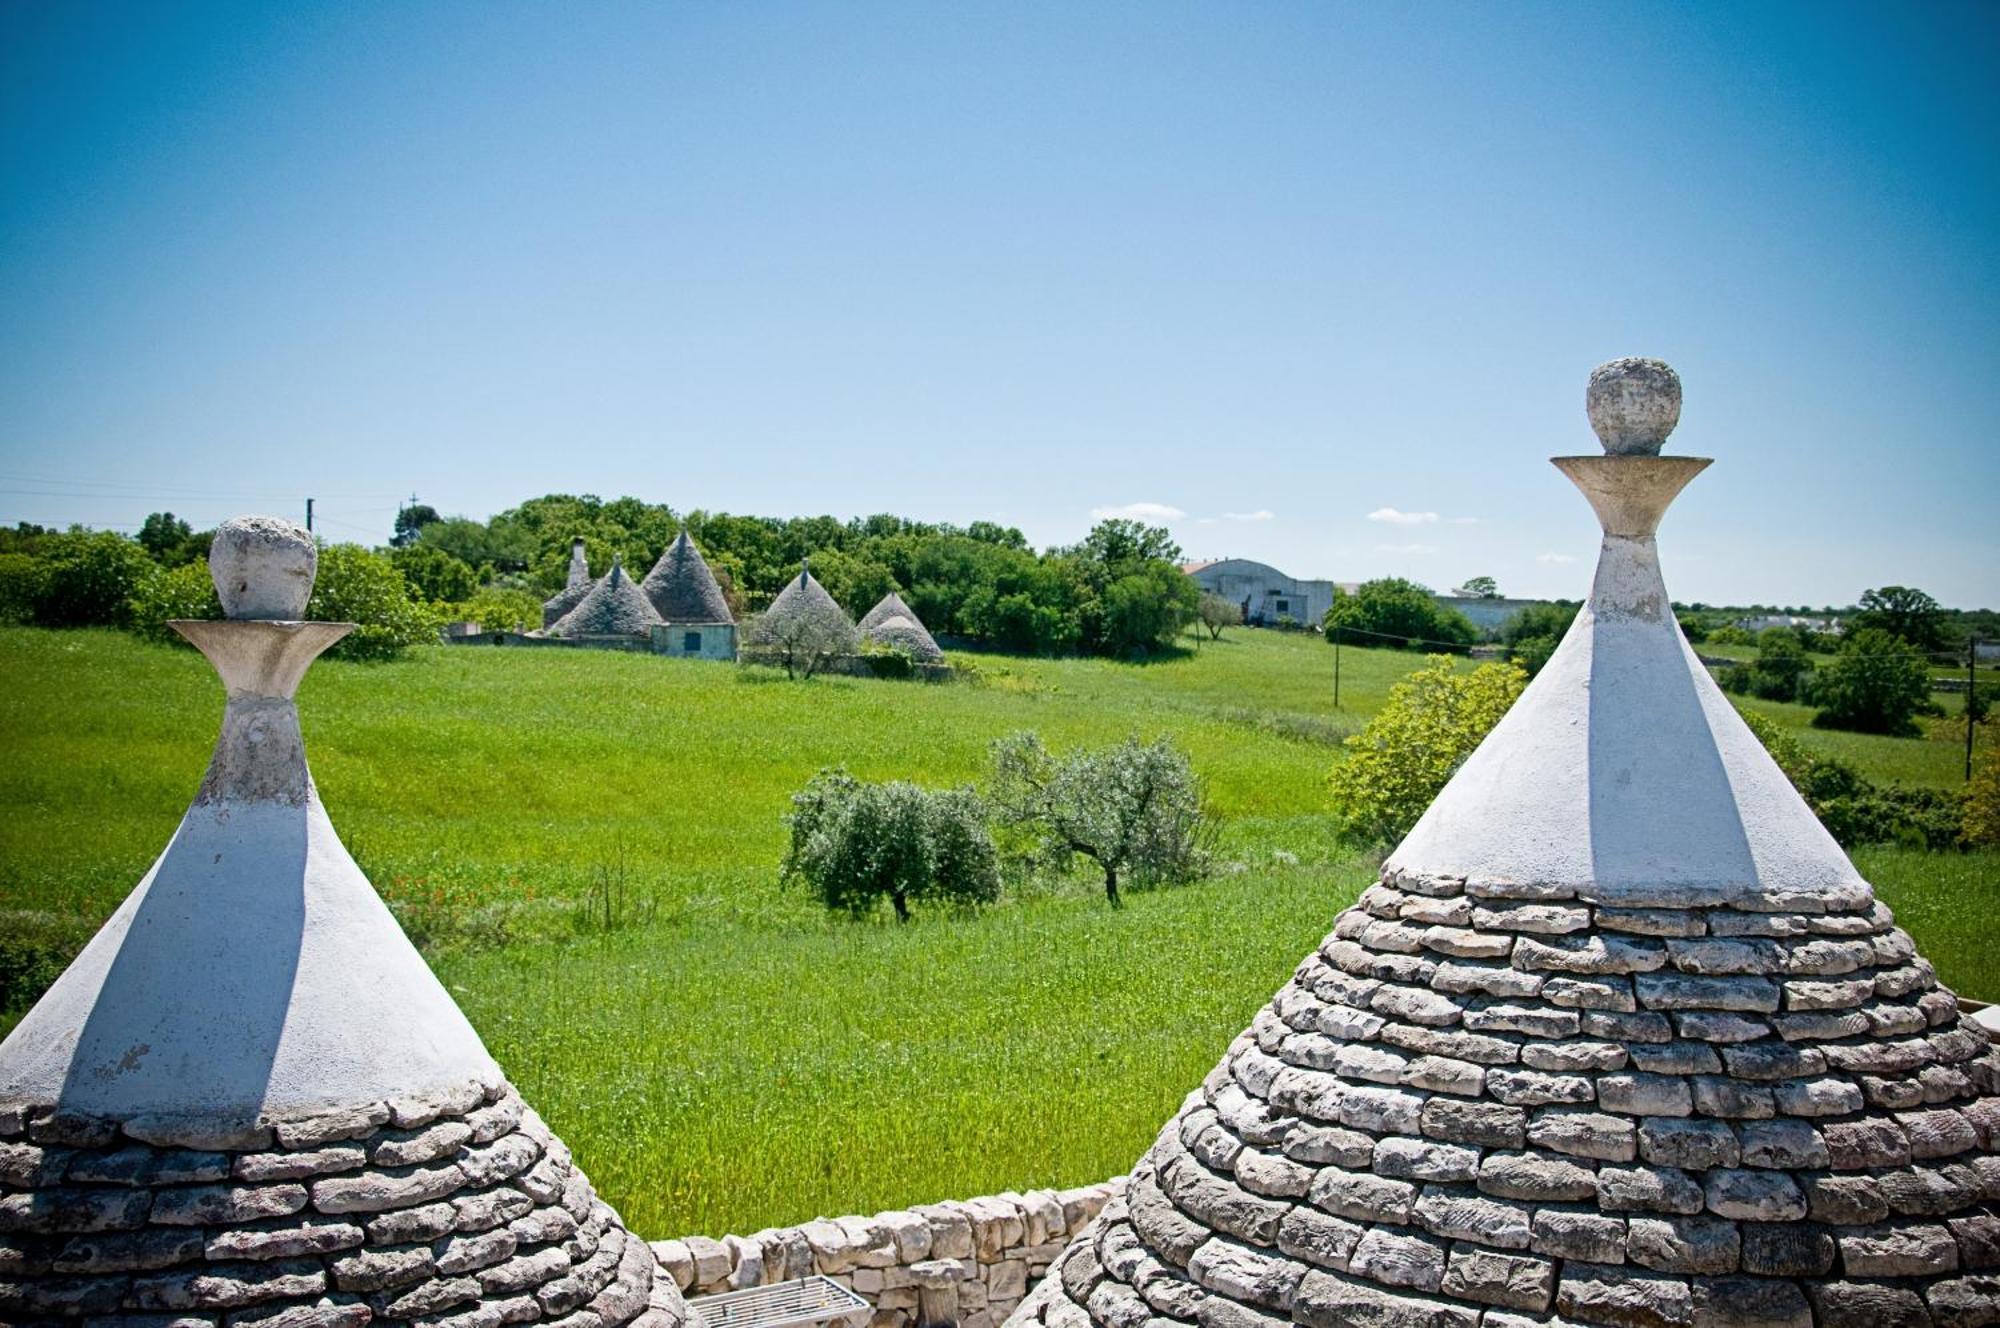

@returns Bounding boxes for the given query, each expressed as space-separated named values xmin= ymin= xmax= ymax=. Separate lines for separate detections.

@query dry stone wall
xmin=651 ymin=1182 xmax=1120 ymax=1328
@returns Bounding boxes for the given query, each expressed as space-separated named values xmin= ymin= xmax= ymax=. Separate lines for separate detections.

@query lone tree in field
xmin=1196 ymin=592 xmax=1239 ymax=641
xmin=1812 ymin=626 xmax=1931 ymax=736
xmin=744 ymin=561 xmax=859 ymax=678
xmin=781 ymin=769 xmax=1000 ymax=921
xmin=989 ymin=732 xmax=1212 ymax=906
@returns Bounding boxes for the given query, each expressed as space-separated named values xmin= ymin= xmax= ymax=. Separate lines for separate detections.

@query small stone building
xmin=0 ymin=517 xmax=686 ymax=1328
xmin=549 ymin=554 xmax=662 ymax=645
xmin=1008 ymin=361 xmax=2000 ymax=1328
xmin=641 ymin=531 xmax=737 ymax=661
xmin=860 ymin=591 xmax=944 ymax=664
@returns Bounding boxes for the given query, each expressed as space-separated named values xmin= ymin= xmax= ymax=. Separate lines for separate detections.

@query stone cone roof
xmin=641 ymin=531 xmax=734 ymax=625
xmin=764 ymin=566 xmax=858 ymax=644
xmin=1006 ymin=366 xmax=2000 ymax=1328
xmin=543 ymin=537 xmax=593 ymax=628
xmin=550 ymin=556 xmax=662 ymax=638
xmin=0 ymin=517 xmax=687 ymax=1328
xmin=860 ymin=592 xmax=942 ymax=660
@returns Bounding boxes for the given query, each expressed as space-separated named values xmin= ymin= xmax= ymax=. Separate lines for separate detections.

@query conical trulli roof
xmin=551 ymin=554 xmax=662 ymax=637
xmin=1007 ymin=362 xmax=2000 ymax=1328
xmin=543 ymin=536 xmax=593 ymax=627
xmin=641 ymin=530 xmax=734 ymax=625
xmin=859 ymin=592 xmax=942 ymax=661
xmin=763 ymin=563 xmax=859 ymax=647
xmin=0 ymin=516 xmax=688 ymax=1328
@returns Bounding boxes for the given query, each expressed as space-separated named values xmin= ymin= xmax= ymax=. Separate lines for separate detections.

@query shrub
xmin=1963 ymin=748 xmax=2000 ymax=849
xmin=1812 ymin=628 xmax=1931 ymax=736
xmin=1197 ymin=592 xmax=1239 ymax=641
xmin=1737 ymin=708 xmax=1963 ymax=849
xmin=1677 ymin=616 xmax=1709 ymax=644
xmin=1329 ymin=657 xmax=1527 ymax=844
xmin=1708 ymin=625 xmax=1752 ymax=647
xmin=128 ymin=561 xmax=222 ymax=644
xmin=1730 ymin=627 xmax=1814 ymax=702
xmin=859 ymin=642 xmax=915 ymax=679
xmin=0 ymin=553 xmax=43 ymax=625
xmin=1501 ymin=601 xmax=1580 ymax=677
xmin=390 ymin=545 xmax=480 ymax=603
xmin=307 ymin=544 xmax=444 ymax=661
xmin=988 ymin=732 xmax=1212 ymax=905
xmin=450 ymin=587 xmax=543 ymax=634
xmin=781 ymin=769 xmax=1000 ymax=921
xmin=28 ymin=530 xmax=157 ymax=628
xmin=1324 ymin=578 xmax=1476 ymax=652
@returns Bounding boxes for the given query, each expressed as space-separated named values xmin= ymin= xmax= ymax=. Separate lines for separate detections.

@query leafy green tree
xmin=1851 ymin=585 xmax=1948 ymax=652
xmin=128 ymin=561 xmax=222 ymax=644
xmin=1812 ymin=627 xmax=1931 ymax=736
xmin=0 ymin=553 xmax=43 ymax=625
xmin=1743 ymin=627 xmax=1813 ymax=702
xmin=1460 ymin=576 xmax=1499 ymax=598
xmin=1197 ymin=592 xmax=1239 ymax=641
xmin=421 ymin=516 xmax=539 ymax=575
xmin=781 ymin=770 xmax=1000 ymax=921
xmin=389 ymin=544 xmax=479 ymax=603
xmin=1500 ymin=601 xmax=1580 ymax=677
xmin=1324 ymin=578 xmax=1477 ymax=651
xmin=449 ymin=587 xmax=542 ymax=633
xmin=1097 ymin=563 xmax=1200 ymax=656
xmin=137 ymin=512 xmax=207 ymax=566
xmin=989 ymin=732 xmax=1212 ymax=905
xmin=307 ymin=544 xmax=443 ymax=661
xmin=391 ymin=503 xmax=442 ymax=548
xmin=1329 ymin=657 xmax=1527 ymax=844
xmin=28 ymin=530 xmax=157 ymax=628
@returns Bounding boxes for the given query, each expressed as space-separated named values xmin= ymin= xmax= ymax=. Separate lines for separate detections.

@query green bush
xmin=450 ymin=587 xmax=543 ymax=635
xmin=781 ymin=769 xmax=1000 ymax=921
xmin=128 ymin=561 xmax=222 ymax=644
xmin=390 ymin=545 xmax=480 ymax=603
xmin=1708 ymin=625 xmax=1752 ymax=647
xmin=1737 ymin=708 xmax=1963 ymax=849
xmin=1812 ymin=628 xmax=1932 ymax=736
xmin=1328 ymin=657 xmax=1527 ymax=844
xmin=28 ymin=530 xmax=157 ymax=628
xmin=989 ymin=732 xmax=1212 ymax=905
xmin=0 ymin=553 xmax=43 ymax=625
xmin=307 ymin=544 xmax=444 ymax=661
xmin=1726 ymin=627 xmax=1814 ymax=702
xmin=860 ymin=642 xmax=916 ymax=679
xmin=1961 ymin=749 xmax=2000 ymax=848
xmin=1501 ymin=601 xmax=1580 ymax=677
xmin=1324 ymin=578 xmax=1476 ymax=652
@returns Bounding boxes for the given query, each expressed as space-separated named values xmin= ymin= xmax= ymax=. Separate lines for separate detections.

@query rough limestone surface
xmin=0 ymin=520 xmax=688 ymax=1328
xmin=865 ymin=615 xmax=945 ymax=665
xmin=209 ymin=515 xmax=317 ymax=620
xmin=550 ymin=556 xmax=663 ymax=639
xmin=1003 ymin=368 xmax=1999 ymax=1328
xmin=641 ymin=531 xmax=735 ymax=626
xmin=543 ymin=538 xmax=593 ymax=628
xmin=858 ymin=592 xmax=943 ymax=658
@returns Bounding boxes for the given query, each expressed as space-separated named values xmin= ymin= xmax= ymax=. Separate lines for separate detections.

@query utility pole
xmin=1969 ymin=637 xmax=1980 ymax=783
xmin=305 ymin=498 xmax=313 ymax=533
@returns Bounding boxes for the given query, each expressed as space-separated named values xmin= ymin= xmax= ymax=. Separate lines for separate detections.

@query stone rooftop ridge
xmin=1004 ymin=362 xmax=2000 ymax=1328
xmin=551 ymin=555 xmax=663 ymax=638
xmin=642 ymin=530 xmax=735 ymax=626
xmin=861 ymin=592 xmax=943 ymax=661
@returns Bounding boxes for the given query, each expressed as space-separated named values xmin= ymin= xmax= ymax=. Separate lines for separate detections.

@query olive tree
xmin=988 ymin=732 xmax=1212 ymax=906
xmin=781 ymin=769 xmax=1000 ymax=921
xmin=1197 ymin=592 xmax=1239 ymax=641
xmin=743 ymin=604 xmax=857 ymax=679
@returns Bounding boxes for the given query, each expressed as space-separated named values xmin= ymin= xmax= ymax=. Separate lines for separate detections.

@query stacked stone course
xmin=652 ymin=1183 xmax=1120 ymax=1328
xmin=0 ymin=1080 xmax=679 ymax=1328
xmin=1010 ymin=872 xmax=2000 ymax=1328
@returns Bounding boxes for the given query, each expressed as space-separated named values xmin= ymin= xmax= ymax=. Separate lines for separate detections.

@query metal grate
xmin=688 ymin=1275 xmax=870 ymax=1328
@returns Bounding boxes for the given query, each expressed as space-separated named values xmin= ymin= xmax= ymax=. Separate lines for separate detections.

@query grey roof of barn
xmin=550 ymin=554 xmax=662 ymax=637
xmin=1002 ymin=361 xmax=2000 ymax=1328
xmin=643 ymin=530 xmax=735 ymax=625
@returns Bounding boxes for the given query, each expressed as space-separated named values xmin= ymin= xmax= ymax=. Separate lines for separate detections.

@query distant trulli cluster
xmin=1005 ymin=361 xmax=2000 ymax=1328
xmin=0 ymin=517 xmax=689 ymax=1328
xmin=539 ymin=529 xmax=739 ymax=659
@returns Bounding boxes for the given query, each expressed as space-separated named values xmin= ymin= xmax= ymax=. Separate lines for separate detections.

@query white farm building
xmin=1180 ymin=557 xmax=1347 ymax=627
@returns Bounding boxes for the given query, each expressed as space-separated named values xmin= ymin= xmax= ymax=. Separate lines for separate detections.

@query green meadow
xmin=0 ymin=625 xmax=1990 ymax=1238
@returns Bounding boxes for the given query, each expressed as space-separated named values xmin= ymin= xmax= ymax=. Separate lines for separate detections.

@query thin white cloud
xmin=1219 ymin=509 xmax=1274 ymax=522
xmin=1367 ymin=507 xmax=1439 ymax=526
xmin=1450 ymin=516 xmax=1481 ymax=526
xmin=1536 ymin=551 xmax=1577 ymax=564
xmin=1090 ymin=501 xmax=1186 ymax=522
xmin=1375 ymin=542 xmax=1438 ymax=555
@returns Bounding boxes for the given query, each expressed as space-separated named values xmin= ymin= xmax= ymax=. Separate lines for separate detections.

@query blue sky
xmin=2 ymin=2 xmax=1994 ymax=607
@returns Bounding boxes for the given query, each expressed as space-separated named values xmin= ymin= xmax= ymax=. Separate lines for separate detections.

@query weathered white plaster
xmin=0 ymin=617 xmax=495 ymax=1121
xmin=1385 ymin=453 xmax=1865 ymax=905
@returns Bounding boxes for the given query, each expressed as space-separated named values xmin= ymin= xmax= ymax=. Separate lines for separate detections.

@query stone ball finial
xmin=1586 ymin=357 xmax=1681 ymax=455
xmin=209 ymin=515 xmax=317 ymax=620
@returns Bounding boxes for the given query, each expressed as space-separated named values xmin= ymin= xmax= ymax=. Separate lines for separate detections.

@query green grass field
xmin=0 ymin=625 xmax=1990 ymax=1239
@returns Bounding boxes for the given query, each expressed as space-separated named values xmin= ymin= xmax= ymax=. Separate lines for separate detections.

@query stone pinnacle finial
xmin=1586 ymin=356 xmax=1681 ymax=455
xmin=209 ymin=515 xmax=317 ymax=620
